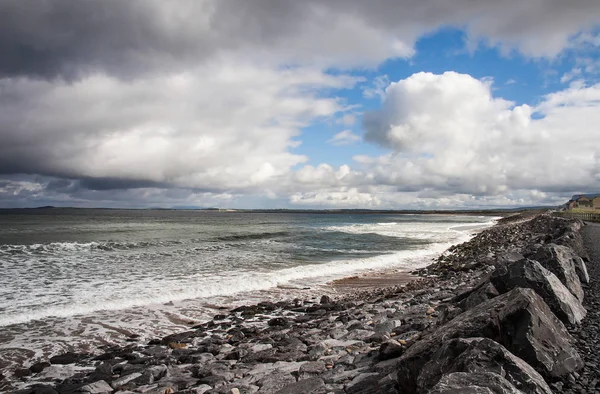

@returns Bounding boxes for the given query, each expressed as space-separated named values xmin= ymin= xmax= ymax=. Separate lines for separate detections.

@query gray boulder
xmin=531 ymin=244 xmax=584 ymax=301
xmin=417 ymin=338 xmax=552 ymax=394
xmin=490 ymin=259 xmax=586 ymax=325
xmin=428 ymin=372 xmax=523 ymax=394
xmin=553 ymin=220 xmax=588 ymax=259
xmin=396 ymin=288 xmax=582 ymax=393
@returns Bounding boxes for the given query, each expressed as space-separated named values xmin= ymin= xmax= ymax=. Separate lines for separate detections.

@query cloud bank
xmin=1 ymin=1 xmax=599 ymax=208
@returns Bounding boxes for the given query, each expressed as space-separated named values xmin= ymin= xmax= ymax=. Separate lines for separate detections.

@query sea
xmin=0 ymin=209 xmax=497 ymax=382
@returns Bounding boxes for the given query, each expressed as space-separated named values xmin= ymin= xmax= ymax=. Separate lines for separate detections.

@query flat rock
xmin=490 ymin=259 xmax=586 ymax=325
xmin=345 ymin=372 xmax=398 ymax=394
xmin=256 ymin=371 xmax=296 ymax=393
xmin=417 ymin=338 xmax=552 ymax=394
xmin=396 ymin=288 xmax=582 ymax=392
xmin=298 ymin=361 xmax=327 ymax=379
xmin=321 ymin=339 xmax=363 ymax=349
xmin=274 ymin=377 xmax=325 ymax=394
xmin=428 ymin=372 xmax=522 ymax=394
xmin=111 ymin=372 xmax=142 ymax=389
xmin=374 ymin=320 xmax=401 ymax=333
xmin=79 ymin=380 xmax=113 ymax=394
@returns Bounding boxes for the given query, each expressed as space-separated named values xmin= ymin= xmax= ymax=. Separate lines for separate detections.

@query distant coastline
xmin=0 ymin=206 xmax=554 ymax=216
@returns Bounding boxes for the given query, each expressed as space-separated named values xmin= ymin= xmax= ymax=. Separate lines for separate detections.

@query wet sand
xmin=330 ymin=270 xmax=417 ymax=292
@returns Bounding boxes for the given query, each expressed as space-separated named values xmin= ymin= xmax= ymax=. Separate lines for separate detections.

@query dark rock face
xmin=417 ymin=338 xmax=552 ymax=394
xmin=554 ymin=220 xmax=588 ymax=260
xmin=454 ymin=280 xmax=499 ymax=310
xmin=428 ymin=372 xmax=522 ymax=394
xmin=396 ymin=288 xmax=582 ymax=392
xmin=490 ymin=259 xmax=586 ymax=325
xmin=532 ymin=244 xmax=585 ymax=302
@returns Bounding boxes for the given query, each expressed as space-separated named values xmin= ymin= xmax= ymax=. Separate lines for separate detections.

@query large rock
xmin=454 ymin=280 xmax=499 ymax=310
xmin=531 ymin=244 xmax=584 ymax=301
xmin=417 ymin=338 xmax=552 ymax=394
xmin=428 ymin=372 xmax=522 ymax=394
xmin=572 ymin=256 xmax=590 ymax=284
xmin=553 ymin=220 xmax=588 ymax=260
xmin=396 ymin=288 xmax=582 ymax=393
xmin=490 ymin=259 xmax=586 ymax=325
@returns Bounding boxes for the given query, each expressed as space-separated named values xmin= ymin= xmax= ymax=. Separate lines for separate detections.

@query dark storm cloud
xmin=0 ymin=0 xmax=211 ymax=80
xmin=78 ymin=177 xmax=166 ymax=191
xmin=3 ymin=0 xmax=599 ymax=80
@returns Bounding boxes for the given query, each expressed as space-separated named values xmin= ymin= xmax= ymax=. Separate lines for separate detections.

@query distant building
xmin=567 ymin=194 xmax=600 ymax=210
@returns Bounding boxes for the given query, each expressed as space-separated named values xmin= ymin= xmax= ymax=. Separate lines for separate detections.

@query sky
xmin=1 ymin=1 xmax=600 ymax=209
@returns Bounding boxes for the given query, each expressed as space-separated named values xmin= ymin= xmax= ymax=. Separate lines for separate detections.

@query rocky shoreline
xmin=4 ymin=213 xmax=597 ymax=394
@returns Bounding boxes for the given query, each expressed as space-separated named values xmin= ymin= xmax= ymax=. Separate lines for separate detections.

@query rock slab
xmin=417 ymin=337 xmax=552 ymax=394
xmin=396 ymin=288 xmax=582 ymax=392
xmin=490 ymin=259 xmax=586 ymax=325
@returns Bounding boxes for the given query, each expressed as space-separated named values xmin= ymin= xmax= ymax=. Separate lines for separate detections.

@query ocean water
xmin=0 ymin=209 xmax=496 ymax=380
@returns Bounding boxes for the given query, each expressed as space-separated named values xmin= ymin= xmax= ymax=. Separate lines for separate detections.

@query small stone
xmin=30 ymin=361 xmax=51 ymax=373
xmin=79 ymin=380 xmax=113 ymax=393
xmin=374 ymin=320 xmax=401 ymax=333
xmin=49 ymin=352 xmax=83 ymax=365
xmin=379 ymin=339 xmax=404 ymax=360
xmin=257 ymin=371 xmax=296 ymax=392
xmin=268 ymin=317 xmax=289 ymax=327
xmin=298 ymin=361 xmax=327 ymax=379
xmin=192 ymin=384 xmax=213 ymax=394
xmin=14 ymin=368 xmax=32 ymax=378
xmin=111 ymin=372 xmax=143 ymax=389
xmin=274 ymin=377 xmax=325 ymax=394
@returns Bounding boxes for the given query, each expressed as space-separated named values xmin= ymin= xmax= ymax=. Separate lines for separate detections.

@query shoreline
xmin=328 ymin=217 xmax=497 ymax=294
xmin=7 ymin=211 xmax=594 ymax=393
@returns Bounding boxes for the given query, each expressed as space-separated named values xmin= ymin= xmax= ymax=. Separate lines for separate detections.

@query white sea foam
xmin=0 ymin=216 xmax=491 ymax=327
xmin=0 ymin=245 xmax=443 ymax=326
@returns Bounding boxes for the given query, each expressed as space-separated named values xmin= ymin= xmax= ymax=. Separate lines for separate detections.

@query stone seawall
xmin=6 ymin=213 xmax=595 ymax=394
